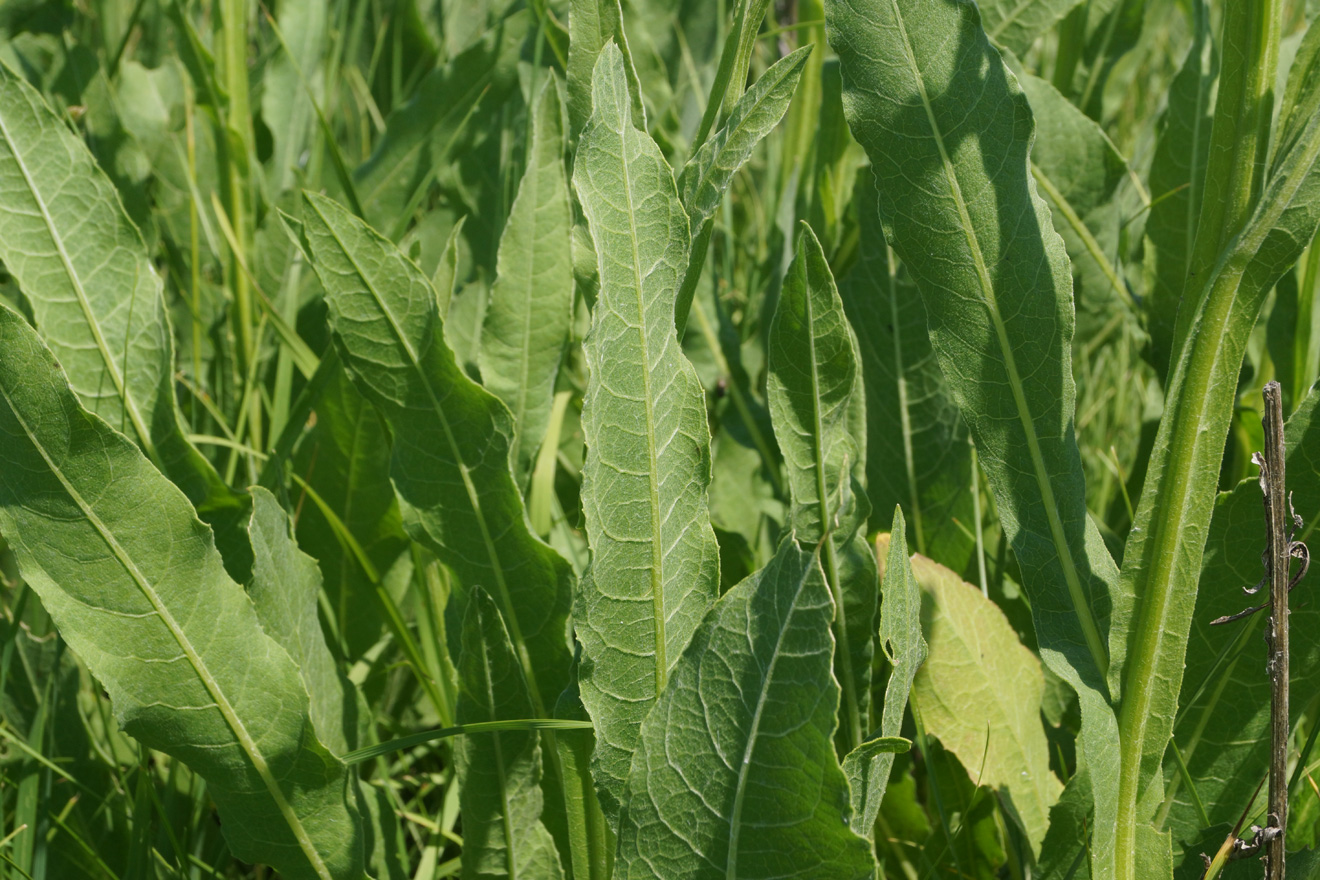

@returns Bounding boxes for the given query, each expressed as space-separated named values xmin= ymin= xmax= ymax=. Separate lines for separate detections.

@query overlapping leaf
xmin=615 ymin=539 xmax=876 ymax=880
xmin=572 ymin=43 xmax=720 ymax=820
xmin=297 ymin=190 xmax=573 ymax=718
xmin=0 ymin=304 xmax=364 ymax=880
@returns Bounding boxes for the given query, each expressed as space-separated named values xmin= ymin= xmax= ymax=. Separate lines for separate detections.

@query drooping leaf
xmin=827 ymin=0 xmax=1122 ymax=870
xmin=839 ymin=171 xmax=973 ymax=569
xmin=571 ymin=43 xmax=721 ymax=821
xmin=0 ymin=61 xmax=236 ymax=515
xmin=1144 ymin=0 xmax=1214 ymax=380
xmin=480 ymin=76 xmax=574 ymax=489
xmin=847 ymin=508 xmax=926 ymax=836
xmin=907 ymin=542 xmax=1064 ymax=855
xmin=456 ymin=589 xmax=565 ymax=880
xmin=615 ymin=539 xmax=877 ymax=880
xmin=297 ymin=190 xmax=574 ymax=719
xmin=353 ymin=14 xmax=525 ymax=236
xmin=767 ymin=221 xmax=875 ymax=750
xmin=977 ymin=0 xmax=1081 ymax=57
xmin=675 ymin=45 xmax=812 ymax=332
xmin=1163 ymin=385 xmax=1320 ymax=868
xmin=0 ymin=303 xmax=365 ymax=880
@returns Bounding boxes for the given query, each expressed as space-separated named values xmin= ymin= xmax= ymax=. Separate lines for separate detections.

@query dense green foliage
xmin=0 ymin=1 xmax=1318 ymax=878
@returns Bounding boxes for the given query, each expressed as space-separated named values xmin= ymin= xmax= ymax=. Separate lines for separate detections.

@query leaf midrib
xmin=0 ymin=104 xmax=158 ymax=465
xmin=0 ymin=382 xmax=333 ymax=880
xmin=309 ymin=198 xmax=547 ymax=716
xmin=886 ymin=0 xmax=1109 ymax=682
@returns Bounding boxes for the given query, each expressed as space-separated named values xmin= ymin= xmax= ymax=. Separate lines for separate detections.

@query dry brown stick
xmin=1262 ymin=380 xmax=1289 ymax=880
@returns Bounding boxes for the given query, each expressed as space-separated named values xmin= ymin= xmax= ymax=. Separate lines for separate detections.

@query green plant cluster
xmin=0 ymin=1 xmax=1319 ymax=878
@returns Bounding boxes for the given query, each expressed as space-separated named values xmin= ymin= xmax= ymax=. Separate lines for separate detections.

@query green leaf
xmin=353 ymin=14 xmax=525 ymax=236
xmin=847 ymin=508 xmax=927 ymax=837
xmin=977 ymin=0 xmax=1081 ymax=56
xmin=767 ymin=221 xmax=875 ymax=750
xmin=827 ymin=0 xmax=1122 ymax=869
xmin=839 ymin=172 xmax=973 ymax=566
xmin=675 ymin=45 xmax=812 ymax=333
xmin=907 ymin=542 xmax=1064 ymax=855
xmin=0 ymin=61 xmax=235 ymax=515
xmin=571 ymin=43 xmax=721 ymax=821
xmin=1114 ymin=32 xmax=1320 ymax=878
xmin=567 ymin=0 xmax=645 ymax=140
xmin=297 ymin=190 xmax=574 ymax=719
xmin=1144 ymin=0 xmax=1214 ymax=380
xmin=456 ymin=589 xmax=565 ymax=880
xmin=480 ymin=77 xmax=574 ymax=489
xmin=1163 ymin=384 xmax=1320 ymax=860
xmin=614 ymin=539 xmax=877 ymax=880
xmin=0 ymin=304 xmax=365 ymax=880
xmin=262 ymin=0 xmax=326 ymax=194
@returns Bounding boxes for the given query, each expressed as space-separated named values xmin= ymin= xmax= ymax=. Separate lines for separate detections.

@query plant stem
xmin=1261 ymin=380 xmax=1289 ymax=880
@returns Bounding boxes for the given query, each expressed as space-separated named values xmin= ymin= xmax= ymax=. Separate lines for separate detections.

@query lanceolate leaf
xmin=1114 ymin=44 xmax=1320 ymax=879
xmin=846 ymin=508 xmax=926 ymax=836
xmin=572 ymin=44 xmax=721 ymax=820
xmin=567 ymin=0 xmax=644 ymax=139
xmin=1144 ymin=0 xmax=1214 ymax=380
xmin=0 ymin=304 xmax=365 ymax=880
xmin=615 ymin=539 xmax=877 ymax=880
xmin=0 ymin=62 xmax=234 ymax=514
xmin=839 ymin=172 xmax=973 ymax=567
xmin=907 ymin=540 xmax=1064 ymax=855
xmin=1164 ymin=385 xmax=1320 ymax=865
xmin=827 ymin=0 xmax=1122 ymax=869
xmin=977 ymin=0 xmax=1080 ymax=57
xmin=457 ymin=589 xmax=565 ymax=880
xmin=297 ymin=191 xmax=573 ymax=718
xmin=767 ymin=221 xmax=875 ymax=750
xmin=480 ymin=77 xmax=574 ymax=489
xmin=675 ymin=46 xmax=812 ymax=332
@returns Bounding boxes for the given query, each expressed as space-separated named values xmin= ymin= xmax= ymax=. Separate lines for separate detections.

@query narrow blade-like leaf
xmin=827 ymin=0 xmax=1123 ymax=869
xmin=767 ymin=221 xmax=876 ymax=750
xmin=0 ymin=304 xmax=364 ymax=880
xmin=480 ymin=77 xmax=574 ymax=489
xmin=0 ymin=62 xmax=235 ymax=514
xmin=297 ymin=191 xmax=573 ymax=718
xmin=457 ymin=589 xmax=565 ymax=880
xmin=572 ymin=43 xmax=721 ymax=820
xmin=615 ymin=539 xmax=877 ymax=880
xmin=846 ymin=507 xmax=927 ymax=836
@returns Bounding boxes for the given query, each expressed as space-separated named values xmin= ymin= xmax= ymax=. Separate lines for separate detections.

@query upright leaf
xmin=615 ymin=540 xmax=877 ymax=880
xmin=839 ymin=172 xmax=973 ymax=567
xmin=0 ymin=62 xmax=234 ymax=514
xmin=675 ymin=45 xmax=812 ymax=332
xmin=846 ymin=508 xmax=927 ymax=836
xmin=827 ymin=0 xmax=1123 ymax=871
xmin=297 ymin=191 xmax=573 ymax=719
xmin=262 ymin=0 xmax=326 ymax=194
xmin=572 ymin=44 xmax=721 ymax=820
xmin=767 ymin=221 xmax=876 ymax=750
xmin=480 ymin=77 xmax=574 ymax=489
xmin=567 ymin=0 xmax=644 ymax=139
xmin=907 ymin=541 xmax=1064 ymax=855
xmin=978 ymin=0 xmax=1081 ymax=56
xmin=0 ymin=304 xmax=364 ymax=880
xmin=1144 ymin=0 xmax=1214 ymax=379
xmin=457 ymin=589 xmax=565 ymax=880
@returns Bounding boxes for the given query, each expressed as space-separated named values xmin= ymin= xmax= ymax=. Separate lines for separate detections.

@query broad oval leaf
xmin=826 ymin=0 xmax=1123 ymax=870
xmin=767 ymin=221 xmax=876 ymax=750
xmin=297 ymin=190 xmax=574 ymax=719
xmin=480 ymin=76 xmax=574 ymax=489
xmin=0 ymin=304 xmax=365 ymax=880
xmin=0 ymin=61 xmax=234 ymax=514
xmin=572 ymin=43 xmax=721 ymax=821
xmin=615 ymin=539 xmax=877 ymax=880
xmin=457 ymin=589 xmax=565 ymax=880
